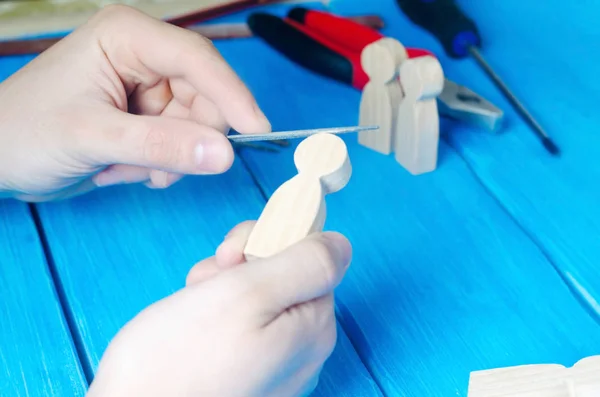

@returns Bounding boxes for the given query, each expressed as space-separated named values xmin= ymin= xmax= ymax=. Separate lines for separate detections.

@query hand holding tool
xmin=248 ymin=8 xmax=503 ymax=132
xmin=396 ymin=0 xmax=559 ymax=155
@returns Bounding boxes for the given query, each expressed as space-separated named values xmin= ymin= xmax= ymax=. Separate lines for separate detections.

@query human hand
xmin=0 ymin=5 xmax=270 ymax=202
xmin=86 ymin=223 xmax=352 ymax=397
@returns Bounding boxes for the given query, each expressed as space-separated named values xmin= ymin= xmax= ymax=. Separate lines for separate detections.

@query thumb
xmin=236 ymin=232 xmax=352 ymax=324
xmin=88 ymin=110 xmax=235 ymax=175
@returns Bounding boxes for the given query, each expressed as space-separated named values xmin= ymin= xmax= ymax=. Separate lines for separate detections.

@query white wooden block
xmin=468 ymin=355 xmax=600 ymax=397
xmin=358 ymin=37 xmax=407 ymax=155
xmin=394 ymin=55 xmax=444 ymax=175
xmin=243 ymin=133 xmax=351 ymax=259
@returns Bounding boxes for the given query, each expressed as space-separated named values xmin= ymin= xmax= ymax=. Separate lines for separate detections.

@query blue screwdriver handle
xmin=396 ymin=0 xmax=481 ymax=58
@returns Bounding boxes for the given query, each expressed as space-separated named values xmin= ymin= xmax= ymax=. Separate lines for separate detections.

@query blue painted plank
xmin=447 ymin=0 xmax=600 ymax=317
xmin=0 ymin=199 xmax=87 ymax=397
xmin=214 ymin=27 xmax=600 ymax=395
xmin=35 ymin=157 xmax=382 ymax=396
xmin=328 ymin=0 xmax=600 ymax=315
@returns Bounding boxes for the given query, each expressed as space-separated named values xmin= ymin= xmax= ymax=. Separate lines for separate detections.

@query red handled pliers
xmin=247 ymin=7 xmax=434 ymax=91
xmin=247 ymin=8 xmax=504 ymax=132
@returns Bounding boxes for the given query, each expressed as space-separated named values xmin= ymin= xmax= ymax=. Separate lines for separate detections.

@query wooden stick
xmin=0 ymin=15 xmax=384 ymax=57
xmin=166 ymin=0 xmax=288 ymax=27
xmin=0 ymin=0 xmax=323 ymax=42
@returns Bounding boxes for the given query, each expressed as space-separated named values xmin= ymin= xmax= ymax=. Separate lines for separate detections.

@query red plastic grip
xmin=282 ymin=17 xmax=368 ymax=89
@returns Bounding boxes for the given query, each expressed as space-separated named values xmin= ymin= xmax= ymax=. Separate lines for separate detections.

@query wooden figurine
xmin=394 ymin=55 xmax=444 ymax=175
xmin=358 ymin=37 xmax=407 ymax=155
xmin=468 ymin=355 xmax=600 ymax=396
xmin=243 ymin=133 xmax=351 ymax=260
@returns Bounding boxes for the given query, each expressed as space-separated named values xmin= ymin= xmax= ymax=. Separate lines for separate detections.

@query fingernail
xmin=323 ymin=232 xmax=352 ymax=269
xmin=194 ymin=139 xmax=233 ymax=173
xmin=150 ymin=170 xmax=169 ymax=188
xmin=195 ymin=144 xmax=205 ymax=165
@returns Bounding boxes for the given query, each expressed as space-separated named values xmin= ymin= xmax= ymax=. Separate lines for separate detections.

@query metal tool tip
xmin=542 ymin=137 xmax=560 ymax=156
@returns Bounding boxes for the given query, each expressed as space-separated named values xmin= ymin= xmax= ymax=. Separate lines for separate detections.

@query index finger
xmin=93 ymin=5 xmax=271 ymax=134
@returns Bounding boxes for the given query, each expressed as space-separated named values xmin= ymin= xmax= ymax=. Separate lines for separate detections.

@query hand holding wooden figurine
xmin=243 ymin=133 xmax=352 ymax=259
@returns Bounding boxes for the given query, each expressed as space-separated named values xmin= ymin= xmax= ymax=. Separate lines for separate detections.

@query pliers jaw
xmin=438 ymin=78 xmax=504 ymax=133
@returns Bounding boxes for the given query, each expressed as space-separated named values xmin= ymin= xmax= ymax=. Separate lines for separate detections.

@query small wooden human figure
xmin=468 ymin=355 xmax=600 ymax=396
xmin=243 ymin=133 xmax=352 ymax=260
xmin=358 ymin=37 xmax=407 ymax=155
xmin=393 ymin=55 xmax=444 ymax=175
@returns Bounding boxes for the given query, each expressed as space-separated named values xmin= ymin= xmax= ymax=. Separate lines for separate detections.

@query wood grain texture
xmin=33 ymin=158 xmax=382 ymax=396
xmin=0 ymin=0 xmax=242 ymax=39
xmin=2 ymin=3 xmax=383 ymax=395
xmin=1 ymin=0 xmax=597 ymax=396
xmin=0 ymin=199 xmax=87 ymax=396
xmin=468 ymin=355 xmax=600 ymax=396
xmin=394 ymin=55 xmax=443 ymax=175
xmin=330 ymin=0 xmax=600 ymax=319
xmin=358 ymin=37 xmax=406 ymax=155
xmin=212 ymin=16 xmax=600 ymax=396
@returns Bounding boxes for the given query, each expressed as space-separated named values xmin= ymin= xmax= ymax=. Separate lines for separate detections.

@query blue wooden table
xmin=1 ymin=0 xmax=599 ymax=396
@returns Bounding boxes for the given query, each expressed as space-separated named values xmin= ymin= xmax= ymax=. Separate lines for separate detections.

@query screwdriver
xmin=395 ymin=0 xmax=560 ymax=155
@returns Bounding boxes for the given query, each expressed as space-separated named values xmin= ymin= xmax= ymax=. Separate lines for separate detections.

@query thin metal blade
xmin=227 ymin=125 xmax=379 ymax=143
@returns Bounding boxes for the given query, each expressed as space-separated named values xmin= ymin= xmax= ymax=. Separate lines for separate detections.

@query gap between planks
xmin=27 ymin=203 xmax=95 ymax=386
xmin=443 ymin=138 xmax=600 ymax=327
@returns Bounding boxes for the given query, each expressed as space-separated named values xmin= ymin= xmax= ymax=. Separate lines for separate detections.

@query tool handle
xmin=287 ymin=7 xmax=434 ymax=59
xmin=247 ymin=13 xmax=365 ymax=88
xmin=287 ymin=7 xmax=383 ymax=53
xmin=395 ymin=0 xmax=480 ymax=58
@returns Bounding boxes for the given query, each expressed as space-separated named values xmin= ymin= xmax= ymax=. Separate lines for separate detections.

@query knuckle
xmin=90 ymin=4 xmax=135 ymax=27
xmin=140 ymin=123 xmax=179 ymax=168
xmin=97 ymin=3 xmax=136 ymax=19
xmin=173 ymin=32 xmax=223 ymax=70
xmin=304 ymin=240 xmax=339 ymax=290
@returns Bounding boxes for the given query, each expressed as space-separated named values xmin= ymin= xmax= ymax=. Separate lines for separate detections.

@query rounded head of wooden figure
xmin=361 ymin=37 xmax=407 ymax=84
xmin=294 ymin=133 xmax=352 ymax=194
xmin=398 ymin=55 xmax=445 ymax=100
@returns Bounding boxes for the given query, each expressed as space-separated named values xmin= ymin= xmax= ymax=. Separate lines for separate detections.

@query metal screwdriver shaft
xmin=467 ymin=48 xmax=559 ymax=154
xmin=396 ymin=0 xmax=560 ymax=155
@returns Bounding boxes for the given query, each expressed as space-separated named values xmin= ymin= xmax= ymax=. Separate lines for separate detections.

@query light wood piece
xmin=0 ymin=0 xmax=218 ymax=39
xmin=0 ymin=14 xmax=384 ymax=57
xmin=0 ymin=0 xmax=322 ymax=40
xmin=468 ymin=355 xmax=600 ymax=396
xmin=358 ymin=37 xmax=407 ymax=155
xmin=243 ymin=133 xmax=351 ymax=259
xmin=394 ymin=55 xmax=444 ymax=175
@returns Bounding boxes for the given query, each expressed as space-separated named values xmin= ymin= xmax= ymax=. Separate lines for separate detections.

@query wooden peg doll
xmin=358 ymin=37 xmax=408 ymax=155
xmin=394 ymin=55 xmax=444 ymax=175
xmin=243 ymin=133 xmax=352 ymax=260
